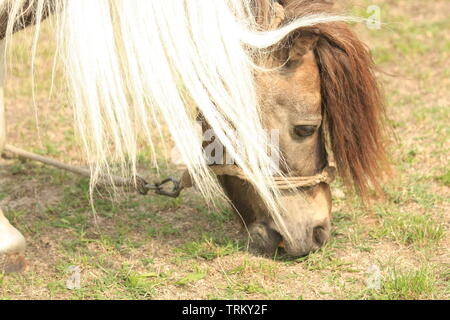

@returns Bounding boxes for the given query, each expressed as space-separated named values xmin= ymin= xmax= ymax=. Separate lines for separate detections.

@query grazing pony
xmin=0 ymin=0 xmax=389 ymax=272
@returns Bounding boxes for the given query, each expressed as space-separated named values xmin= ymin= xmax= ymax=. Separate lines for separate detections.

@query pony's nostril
xmin=248 ymin=223 xmax=283 ymax=256
xmin=313 ymin=226 xmax=328 ymax=246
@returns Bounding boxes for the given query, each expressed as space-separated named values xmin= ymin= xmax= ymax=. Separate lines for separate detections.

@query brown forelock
xmin=313 ymin=22 xmax=390 ymax=199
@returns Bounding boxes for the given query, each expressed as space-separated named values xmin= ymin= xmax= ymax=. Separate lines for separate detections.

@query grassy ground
xmin=0 ymin=0 xmax=448 ymax=300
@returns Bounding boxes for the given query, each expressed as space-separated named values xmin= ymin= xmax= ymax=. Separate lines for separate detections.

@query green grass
xmin=122 ymin=271 xmax=159 ymax=298
xmin=369 ymin=267 xmax=438 ymax=300
xmin=295 ymin=244 xmax=357 ymax=273
xmin=437 ymin=170 xmax=450 ymax=187
xmin=175 ymin=235 xmax=242 ymax=261
xmin=176 ymin=267 xmax=207 ymax=286
xmin=225 ymin=280 xmax=271 ymax=296
xmin=372 ymin=207 xmax=445 ymax=247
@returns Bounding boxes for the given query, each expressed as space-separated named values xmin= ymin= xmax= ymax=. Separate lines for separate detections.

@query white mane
xmin=1 ymin=0 xmax=348 ymax=244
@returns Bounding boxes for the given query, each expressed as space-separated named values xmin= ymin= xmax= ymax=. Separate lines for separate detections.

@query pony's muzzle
xmin=280 ymin=219 xmax=331 ymax=257
xmin=248 ymin=219 xmax=330 ymax=257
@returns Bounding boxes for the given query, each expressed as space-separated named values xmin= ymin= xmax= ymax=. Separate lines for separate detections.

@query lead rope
xmin=2 ymin=144 xmax=336 ymax=198
xmin=2 ymin=144 xmax=185 ymax=197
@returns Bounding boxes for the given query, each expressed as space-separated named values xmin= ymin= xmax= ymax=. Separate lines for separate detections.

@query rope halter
xmin=172 ymin=163 xmax=337 ymax=196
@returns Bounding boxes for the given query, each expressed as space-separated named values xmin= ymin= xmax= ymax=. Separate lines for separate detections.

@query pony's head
xmin=218 ymin=0 xmax=389 ymax=256
xmin=1 ymin=0 xmax=389 ymax=258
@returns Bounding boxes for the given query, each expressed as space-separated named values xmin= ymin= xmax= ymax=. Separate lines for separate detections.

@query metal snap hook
xmin=145 ymin=177 xmax=183 ymax=198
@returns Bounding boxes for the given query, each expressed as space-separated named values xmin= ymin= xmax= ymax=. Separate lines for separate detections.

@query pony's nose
xmin=277 ymin=221 xmax=331 ymax=257
xmin=312 ymin=224 xmax=330 ymax=246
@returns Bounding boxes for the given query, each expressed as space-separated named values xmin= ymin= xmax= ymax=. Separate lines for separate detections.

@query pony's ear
xmin=288 ymin=31 xmax=319 ymax=63
xmin=314 ymin=22 xmax=390 ymax=199
xmin=267 ymin=30 xmax=319 ymax=69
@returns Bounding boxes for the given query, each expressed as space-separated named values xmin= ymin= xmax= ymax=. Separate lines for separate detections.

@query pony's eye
xmin=293 ymin=125 xmax=317 ymax=137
